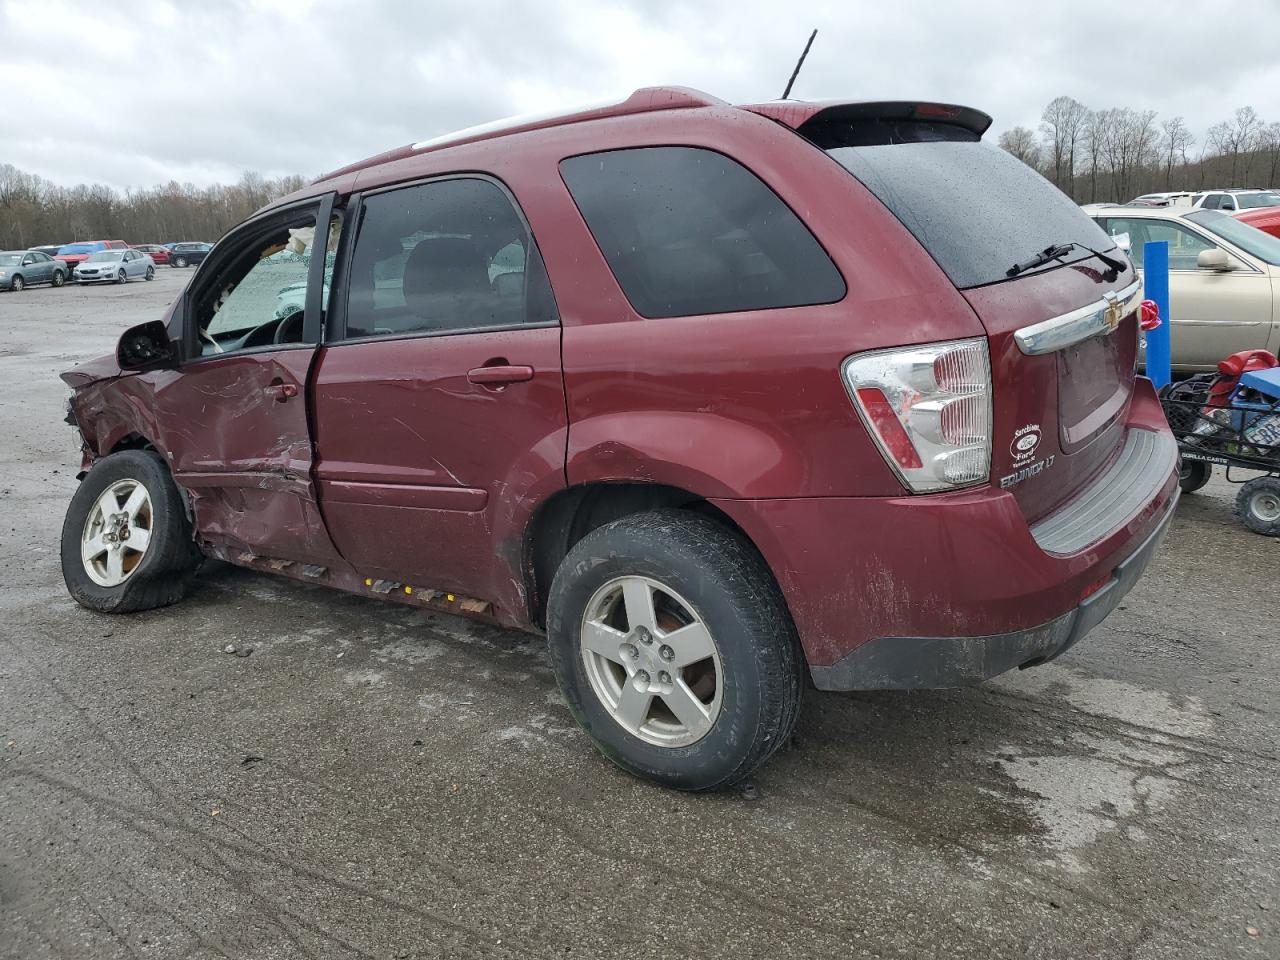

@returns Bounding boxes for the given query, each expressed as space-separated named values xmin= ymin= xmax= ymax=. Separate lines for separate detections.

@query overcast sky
xmin=5 ymin=0 xmax=1280 ymax=192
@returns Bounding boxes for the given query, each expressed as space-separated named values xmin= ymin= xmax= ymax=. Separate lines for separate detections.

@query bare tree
xmin=997 ymin=126 xmax=1042 ymax=168
xmin=1083 ymin=108 xmax=1104 ymax=202
xmin=1260 ymin=122 xmax=1280 ymax=189
xmin=1160 ymin=116 xmax=1195 ymax=188
xmin=1040 ymin=96 xmax=1088 ymax=196
xmin=0 ymin=166 xmax=308 ymax=249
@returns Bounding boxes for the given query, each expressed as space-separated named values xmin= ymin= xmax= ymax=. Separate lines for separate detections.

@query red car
xmin=58 ymin=88 xmax=1178 ymax=790
xmin=1237 ymin=206 xmax=1280 ymax=239
xmin=55 ymin=239 xmax=127 ymax=272
xmin=132 ymin=244 xmax=171 ymax=265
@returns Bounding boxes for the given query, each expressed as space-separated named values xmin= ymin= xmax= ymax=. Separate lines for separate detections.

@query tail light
xmin=842 ymin=338 xmax=992 ymax=493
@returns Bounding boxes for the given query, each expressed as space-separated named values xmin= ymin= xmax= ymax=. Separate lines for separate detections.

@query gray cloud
xmin=4 ymin=0 xmax=1279 ymax=191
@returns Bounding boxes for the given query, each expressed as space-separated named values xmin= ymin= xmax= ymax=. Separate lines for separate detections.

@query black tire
xmin=51 ymin=270 xmax=65 ymax=288
xmin=115 ymin=269 xmax=126 ymax=284
xmin=546 ymin=509 xmax=802 ymax=791
xmin=60 ymin=450 xmax=203 ymax=613
xmin=1179 ymin=459 xmax=1212 ymax=493
xmin=9 ymin=274 xmax=23 ymax=292
xmin=144 ymin=265 xmax=155 ymax=281
xmin=1235 ymin=477 xmax=1280 ymax=537
xmin=174 ymin=256 xmax=188 ymax=268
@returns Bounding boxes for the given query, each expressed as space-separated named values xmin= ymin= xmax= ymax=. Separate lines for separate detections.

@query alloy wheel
xmin=81 ymin=479 xmax=153 ymax=587
xmin=579 ymin=575 xmax=722 ymax=748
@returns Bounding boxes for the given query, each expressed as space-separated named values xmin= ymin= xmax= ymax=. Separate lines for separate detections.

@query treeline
xmin=997 ymin=98 xmax=1280 ymax=203
xmin=0 ymin=165 xmax=308 ymax=250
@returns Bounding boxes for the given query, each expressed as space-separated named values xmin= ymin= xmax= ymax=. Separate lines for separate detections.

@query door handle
xmin=467 ymin=364 xmax=534 ymax=386
xmin=264 ymin=381 xmax=298 ymax=402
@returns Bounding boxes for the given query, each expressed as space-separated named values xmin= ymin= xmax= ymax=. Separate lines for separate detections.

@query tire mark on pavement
xmin=9 ymin=766 xmax=524 ymax=959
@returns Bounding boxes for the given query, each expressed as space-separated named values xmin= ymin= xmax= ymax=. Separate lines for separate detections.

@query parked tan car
xmin=1088 ymin=206 xmax=1280 ymax=370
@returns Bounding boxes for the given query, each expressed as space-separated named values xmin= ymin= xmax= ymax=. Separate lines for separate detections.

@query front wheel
xmin=9 ymin=275 xmax=23 ymax=292
xmin=174 ymin=256 xmax=188 ymax=268
xmin=60 ymin=450 xmax=203 ymax=613
xmin=115 ymin=269 xmax=126 ymax=284
xmin=1236 ymin=476 xmax=1280 ymax=536
xmin=546 ymin=509 xmax=802 ymax=791
xmin=51 ymin=270 xmax=65 ymax=288
xmin=145 ymin=265 xmax=155 ymax=281
xmin=1179 ymin=460 xmax=1212 ymax=493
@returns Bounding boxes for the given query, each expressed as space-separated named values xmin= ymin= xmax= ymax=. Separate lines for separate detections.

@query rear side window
xmin=560 ymin=147 xmax=845 ymax=318
xmin=341 ymin=177 xmax=557 ymax=340
xmin=826 ymin=141 xmax=1116 ymax=289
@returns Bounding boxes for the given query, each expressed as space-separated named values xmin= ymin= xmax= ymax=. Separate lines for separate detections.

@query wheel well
xmin=523 ymin=482 xmax=757 ymax=629
xmin=109 ymin=433 xmax=155 ymax=455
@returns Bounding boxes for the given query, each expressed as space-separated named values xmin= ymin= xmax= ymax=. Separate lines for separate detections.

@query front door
xmin=155 ymin=195 xmax=345 ymax=564
xmin=310 ymin=176 xmax=567 ymax=612
xmin=1101 ymin=215 xmax=1275 ymax=367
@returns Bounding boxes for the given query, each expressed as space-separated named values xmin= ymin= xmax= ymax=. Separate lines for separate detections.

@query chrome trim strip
xmin=1014 ymin=279 xmax=1142 ymax=356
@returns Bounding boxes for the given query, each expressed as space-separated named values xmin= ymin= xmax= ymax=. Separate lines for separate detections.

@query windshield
xmin=1186 ymin=209 xmax=1280 ymax=265
xmin=825 ymin=140 xmax=1118 ymax=288
xmin=86 ymin=251 xmax=122 ymax=262
xmin=58 ymin=243 xmax=99 ymax=255
xmin=1235 ymin=192 xmax=1280 ymax=210
xmin=0 ymin=254 xmax=22 ymax=266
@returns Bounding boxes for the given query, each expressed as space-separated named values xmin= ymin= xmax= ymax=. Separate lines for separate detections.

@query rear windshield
xmin=825 ymin=140 xmax=1118 ymax=288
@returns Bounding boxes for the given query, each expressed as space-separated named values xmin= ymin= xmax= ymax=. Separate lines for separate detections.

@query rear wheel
xmin=1236 ymin=477 xmax=1280 ymax=536
xmin=546 ymin=509 xmax=802 ymax=791
xmin=60 ymin=450 xmax=203 ymax=613
xmin=51 ymin=270 xmax=65 ymax=288
xmin=174 ymin=256 xmax=188 ymax=268
xmin=1179 ymin=460 xmax=1212 ymax=493
xmin=9 ymin=275 xmax=23 ymax=292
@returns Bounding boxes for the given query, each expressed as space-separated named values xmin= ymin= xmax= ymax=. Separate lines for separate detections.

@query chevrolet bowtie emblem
xmin=1101 ymin=291 xmax=1124 ymax=332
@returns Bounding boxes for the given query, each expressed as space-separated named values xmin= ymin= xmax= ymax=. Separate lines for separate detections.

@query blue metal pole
xmin=1143 ymin=240 xmax=1171 ymax=389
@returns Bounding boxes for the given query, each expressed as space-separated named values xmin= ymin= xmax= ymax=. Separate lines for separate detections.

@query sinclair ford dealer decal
xmin=1001 ymin=423 xmax=1053 ymax=489
xmin=1010 ymin=423 xmax=1042 ymax=463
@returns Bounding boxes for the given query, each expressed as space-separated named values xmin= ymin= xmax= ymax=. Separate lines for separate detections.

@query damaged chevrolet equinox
xmin=60 ymin=88 xmax=1179 ymax=790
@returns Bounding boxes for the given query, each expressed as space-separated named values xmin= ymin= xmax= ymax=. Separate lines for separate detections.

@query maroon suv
xmin=59 ymin=88 xmax=1178 ymax=790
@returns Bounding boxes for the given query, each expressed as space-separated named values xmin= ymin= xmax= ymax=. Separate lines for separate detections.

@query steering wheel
xmin=273 ymin=310 xmax=304 ymax=345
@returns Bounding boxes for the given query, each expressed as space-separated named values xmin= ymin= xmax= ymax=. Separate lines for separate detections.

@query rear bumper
xmin=806 ymin=488 xmax=1177 ymax=690
xmin=710 ymin=381 xmax=1179 ymax=690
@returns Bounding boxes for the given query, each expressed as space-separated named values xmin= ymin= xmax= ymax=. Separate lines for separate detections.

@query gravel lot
xmin=1 ymin=271 xmax=1277 ymax=959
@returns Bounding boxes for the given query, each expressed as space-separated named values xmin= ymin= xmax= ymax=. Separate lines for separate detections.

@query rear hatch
xmin=778 ymin=103 xmax=1138 ymax=521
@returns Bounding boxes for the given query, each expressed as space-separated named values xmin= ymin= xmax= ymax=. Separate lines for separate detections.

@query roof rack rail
xmin=318 ymin=87 xmax=726 ymax=183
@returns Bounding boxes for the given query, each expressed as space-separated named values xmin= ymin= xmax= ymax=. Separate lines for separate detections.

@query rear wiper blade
xmin=1006 ymin=241 xmax=1126 ymax=279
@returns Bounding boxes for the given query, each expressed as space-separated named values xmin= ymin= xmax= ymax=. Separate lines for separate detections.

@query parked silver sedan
xmin=74 ymin=249 xmax=155 ymax=285
xmin=0 ymin=250 xmax=67 ymax=291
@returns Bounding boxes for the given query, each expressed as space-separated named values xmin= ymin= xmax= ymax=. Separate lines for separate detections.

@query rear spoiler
xmin=739 ymin=99 xmax=993 ymax=141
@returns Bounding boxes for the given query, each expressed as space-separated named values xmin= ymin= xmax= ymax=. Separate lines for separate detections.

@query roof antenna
xmin=781 ymin=29 xmax=818 ymax=100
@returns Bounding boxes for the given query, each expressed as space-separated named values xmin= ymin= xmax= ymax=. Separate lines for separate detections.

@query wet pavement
xmin=1 ymin=273 xmax=1277 ymax=958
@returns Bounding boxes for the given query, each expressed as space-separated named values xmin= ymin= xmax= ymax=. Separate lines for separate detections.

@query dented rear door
xmin=155 ymin=195 xmax=344 ymax=564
